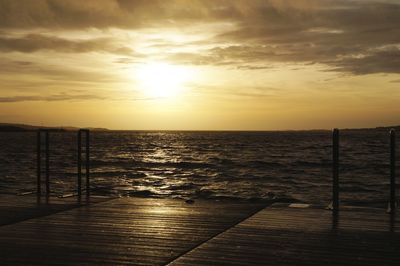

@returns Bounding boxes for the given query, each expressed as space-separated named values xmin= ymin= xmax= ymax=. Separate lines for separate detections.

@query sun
xmin=136 ymin=62 xmax=193 ymax=98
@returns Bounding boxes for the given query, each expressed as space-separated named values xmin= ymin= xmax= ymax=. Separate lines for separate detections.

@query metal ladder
xmin=36 ymin=129 xmax=90 ymax=198
xmin=329 ymin=128 xmax=396 ymax=213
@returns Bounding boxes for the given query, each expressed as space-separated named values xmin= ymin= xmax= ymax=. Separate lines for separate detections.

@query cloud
xmin=0 ymin=0 xmax=123 ymax=29
xmin=0 ymin=58 xmax=121 ymax=84
xmin=0 ymin=34 xmax=134 ymax=54
xmin=190 ymin=83 xmax=282 ymax=99
xmin=236 ymin=65 xmax=273 ymax=70
xmin=210 ymin=1 xmax=400 ymax=74
xmin=0 ymin=0 xmax=214 ymax=29
xmin=0 ymin=0 xmax=399 ymax=75
xmin=167 ymin=43 xmax=400 ymax=75
xmin=328 ymin=48 xmax=400 ymax=74
xmin=0 ymin=93 xmax=169 ymax=103
xmin=162 ymin=0 xmax=400 ymax=74
xmin=0 ymin=0 xmax=336 ymax=29
xmin=0 ymin=93 xmax=106 ymax=103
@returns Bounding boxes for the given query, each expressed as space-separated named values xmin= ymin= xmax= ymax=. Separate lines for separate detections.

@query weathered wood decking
xmin=0 ymin=197 xmax=265 ymax=265
xmin=170 ymin=203 xmax=400 ymax=266
xmin=0 ymin=198 xmax=399 ymax=265
xmin=0 ymin=194 xmax=109 ymax=226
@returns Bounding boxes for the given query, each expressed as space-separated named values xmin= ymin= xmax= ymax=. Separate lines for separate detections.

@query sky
xmin=0 ymin=0 xmax=399 ymax=130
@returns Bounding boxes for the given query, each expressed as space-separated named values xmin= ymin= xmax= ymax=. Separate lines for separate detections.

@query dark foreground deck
xmin=171 ymin=203 xmax=400 ymax=266
xmin=0 ymin=197 xmax=265 ymax=265
xmin=0 ymin=198 xmax=399 ymax=265
xmin=0 ymin=194 xmax=109 ymax=226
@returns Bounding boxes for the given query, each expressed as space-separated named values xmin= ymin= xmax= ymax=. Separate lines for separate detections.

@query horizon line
xmin=1 ymin=122 xmax=399 ymax=132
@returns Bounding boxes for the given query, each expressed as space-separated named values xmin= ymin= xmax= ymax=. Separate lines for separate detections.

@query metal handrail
xmin=332 ymin=128 xmax=339 ymax=212
xmin=36 ymin=129 xmax=90 ymax=198
xmin=37 ymin=129 xmax=50 ymax=196
xmin=329 ymin=128 xmax=397 ymax=213
xmin=389 ymin=129 xmax=396 ymax=213
xmin=78 ymin=129 xmax=90 ymax=197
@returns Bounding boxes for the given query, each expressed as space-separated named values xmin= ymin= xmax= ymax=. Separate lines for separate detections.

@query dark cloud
xmin=0 ymin=0 xmax=399 ymax=74
xmin=0 ymin=58 xmax=120 ymax=84
xmin=114 ymin=56 xmax=146 ymax=65
xmin=236 ymin=65 xmax=273 ymax=70
xmin=328 ymin=49 xmax=400 ymax=75
xmin=210 ymin=1 xmax=400 ymax=74
xmin=0 ymin=0 xmax=124 ymax=29
xmin=0 ymin=34 xmax=134 ymax=54
xmin=0 ymin=0 xmax=334 ymax=29
xmin=0 ymin=0 xmax=225 ymax=29
xmin=172 ymin=1 xmax=399 ymax=74
xmin=0 ymin=94 xmax=105 ymax=103
xmin=167 ymin=43 xmax=400 ymax=74
xmin=190 ymin=84 xmax=282 ymax=99
xmin=0 ymin=94 xmax=173 ymax=103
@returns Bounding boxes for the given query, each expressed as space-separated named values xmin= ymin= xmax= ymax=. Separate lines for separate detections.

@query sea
xmin=0 ymin=130 xmax=397 ymax=207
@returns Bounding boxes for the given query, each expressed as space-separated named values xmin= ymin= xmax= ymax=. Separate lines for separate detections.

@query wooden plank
xmin=0 ymin=197 xmax=265 ymax=265
xmin=0 ymin=195 xmax=110 ymax=226
xmin=170 ymin=204 xmax=400 ymax=266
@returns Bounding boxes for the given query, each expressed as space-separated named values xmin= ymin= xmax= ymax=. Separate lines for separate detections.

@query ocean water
xmin=0 ymin=130 xmax=397 ymax=207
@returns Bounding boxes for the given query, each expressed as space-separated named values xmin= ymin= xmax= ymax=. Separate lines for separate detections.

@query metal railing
xmin=77 ymin=129 xmax=90 ymax=197
xmin=34 ymin=127 xmax=397 ymax=209
xmin=37 ymin=129 xmax=50 ymax=196
xmin=36 ymin=129 xmax=90 ymax=198
xmin=330 ymin=128 xmax=397 ymax=213
xmin=390 ymin=129 xmax=396 ymax=213
xmin=332 ymin=128 xmax=339 ymax=212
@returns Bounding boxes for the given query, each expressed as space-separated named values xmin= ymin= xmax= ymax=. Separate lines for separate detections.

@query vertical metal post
xmin=37 ymin=131 xmax=41 ymax=196
xmin=85 ymin=130 xmax=90 ymax=197
xmin=390 ymin=129 xmax=396 ymax=213
xmin=45 ymin=130 xmax=50 ymax=196
xmin=332 ymin=128 xmax=339 ymax=212
xmin=78 ymin=130 xmax=82 ymax=197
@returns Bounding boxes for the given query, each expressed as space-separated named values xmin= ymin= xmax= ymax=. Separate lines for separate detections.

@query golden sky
xmin=0 ymin=0 xmax=399 ymax=130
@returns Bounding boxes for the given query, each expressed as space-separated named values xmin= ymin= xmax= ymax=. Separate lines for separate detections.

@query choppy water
xmin=0 ymin=130 xmax=397 ymax=206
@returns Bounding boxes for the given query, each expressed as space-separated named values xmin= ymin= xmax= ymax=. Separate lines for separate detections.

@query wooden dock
xmin=170 ymin=203 xmax=400 ymax=266
xmin=0 ymin=194 xmax=109 ymax=226
xmin=0 ymin=197 xmax=265 ymax=265
xmin=0 ymin=198 xmax=399 ymax=265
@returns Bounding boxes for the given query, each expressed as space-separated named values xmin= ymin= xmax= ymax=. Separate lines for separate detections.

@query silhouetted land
xmin=0 ymin=123 xmax=108 ymax=132
xmin=1 ymin=122 xmax=399 ymax=132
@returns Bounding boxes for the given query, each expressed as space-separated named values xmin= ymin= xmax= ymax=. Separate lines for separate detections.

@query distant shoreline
xmin=0 ymin=122 xmax=399 ymax=132
xmin=0 ymin=123 xmax=108 ymax=132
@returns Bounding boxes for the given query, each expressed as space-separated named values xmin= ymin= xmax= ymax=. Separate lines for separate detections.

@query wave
xmin=0 ymin=130 xmax=393 ymax=205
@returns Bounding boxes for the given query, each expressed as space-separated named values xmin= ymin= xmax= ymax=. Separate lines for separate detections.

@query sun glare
xmin=136 ymin=62 xmax=193 ymax=98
